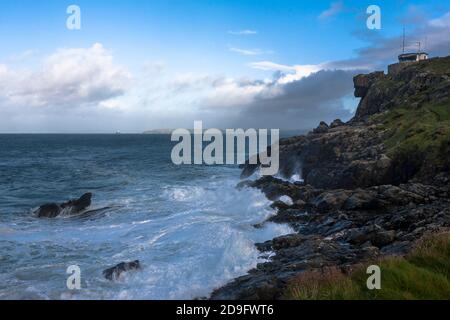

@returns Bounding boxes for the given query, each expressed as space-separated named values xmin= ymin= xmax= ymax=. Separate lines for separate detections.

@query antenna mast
xmin=402 ymin=26 xmax=405 ymax=53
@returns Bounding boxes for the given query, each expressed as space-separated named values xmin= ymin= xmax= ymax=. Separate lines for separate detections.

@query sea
xmin=0 ymin=134 xmax=293 ymax=299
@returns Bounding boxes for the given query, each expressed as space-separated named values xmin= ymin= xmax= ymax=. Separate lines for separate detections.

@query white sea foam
xmin=0 ymin=171 xmax=293 ymax=300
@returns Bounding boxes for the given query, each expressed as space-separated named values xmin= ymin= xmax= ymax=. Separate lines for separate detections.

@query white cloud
xmin=0 ymin=43 xmax=131 ymax=109
xmin=201 ymin=77 xmax=272 ymax=109
xmin=319 ymin=1 xmax=344 ymax=21
xmin=5 ymin=49 xmax=38 ymax=63
xmin=248 ymin=61 xmax=297 ymax=73
xmin=429 ymin=12 xmax=450 ymax=28
xmin=249 ymin=61 xmax=324 ymax=82
xmin=229 ymin=46 xmax=271 ymax=56
xmin=228 ymin=29 xmax=258 ymax=35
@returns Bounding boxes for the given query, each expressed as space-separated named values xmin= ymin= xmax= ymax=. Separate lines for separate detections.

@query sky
xmin=0 ymin=0 xmax=450 ymax=133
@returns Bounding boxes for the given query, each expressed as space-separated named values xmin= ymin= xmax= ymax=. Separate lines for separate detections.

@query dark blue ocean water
xmin=0 ymin=134 xmax=291 ymax=299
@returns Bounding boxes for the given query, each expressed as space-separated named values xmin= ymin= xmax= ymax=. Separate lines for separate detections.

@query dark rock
xmin=311 ymin=190 xmax=352 ymax=213
xmin=330 ymin=119 xmax=345 ymax=128
xmin=323 ymin=220 xmax=354 ymax=236
xmin=259 ymin=234 xmax=306 ymax=251
xmin=293 ymin=199 xmax=306 ymax=209
xmin=353 ymin=71 xmax=385 ymax=98
xmin=312 ymin=121 xmax=329 ymax=134
xmin=240 ymin=164 xmax=259 ymax=179
xmin=268 ymin=209 xmax=309 ymax=225
xmin=103 ymin=260 xmax=141 ymax=281
xmin=372 ymin=230 xmax=396 ymax=248
xmin=380 ymin=241 xmax=411 ymax=255
xmin=35 ymin=203 xmax=61 ymax=218
xmin=35 ymin=193 xmax=92 ymax=218
xmin=62 ymin=192 xmax=92 ymax=211
xmin=346 ymin=228 xmax=370 ymax=245
xmin=210 ymin=234 xmax=383 ymax=300
xmin=343 ymin=190 xmax=378 ymax=210
xmin=374 ymin=185 xmax=425 ymax=206
xmin=241 ymin=176 xmax=321 ymax=202
xmin=239 ymin=147 xmax=274 ymax=179
xmin=270 ymin=200 xmax=291 ymax=211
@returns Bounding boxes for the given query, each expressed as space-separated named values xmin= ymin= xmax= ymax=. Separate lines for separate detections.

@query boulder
xmin=374 ymin=185 xmax=425 ymax=206
xmin=371 ymin=230 xmax=396 ymax=248
xmin=311 ymin=190 xmax=352 ymax=212
xmin=103 ymin=260 xmax=141 ymax=281
xmin=61 ymin=193 xmax=92 ymax=212
xmin=35 ymin=193 xmax=92 ymax=218
xmin=346 ymin=227 xmax=396 ymax=248
xmin=35 ymin=203 xmax=61 ymax=218
xmin=241 ymin=176 xmax=316 ymax=202
xmin=343 ymin=190 xmax=378 ymax=210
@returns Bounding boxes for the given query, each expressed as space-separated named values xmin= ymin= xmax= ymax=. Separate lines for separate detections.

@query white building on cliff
xmin=398 ymin=52 xmax=429 ymax=63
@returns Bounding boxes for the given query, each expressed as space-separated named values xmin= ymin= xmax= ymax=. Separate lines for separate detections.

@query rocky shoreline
xmin=211 ymin=176 xmax=450 ymax=299
xmin=210 ymin=56 xmax=450 ymax=299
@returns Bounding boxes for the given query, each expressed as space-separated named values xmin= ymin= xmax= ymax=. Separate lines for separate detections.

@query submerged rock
xmin=103 ymin=260 xmax=141 ymax=281
xmin=35 ymin=203 xmax=61 ymax=218
xmin=35 ymin=193 xmax=92 ymax=218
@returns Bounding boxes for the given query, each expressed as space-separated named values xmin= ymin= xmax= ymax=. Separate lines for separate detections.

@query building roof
xmin=399 ymin=52 xmax=429 ymax=58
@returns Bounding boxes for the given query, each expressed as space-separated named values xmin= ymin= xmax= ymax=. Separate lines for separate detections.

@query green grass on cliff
xmin=381 ymin=102 xmax=450 ymax=153
xmin=371 ymin=56 xmax=450 ymax=179
xmin=424 ymin=55 xmax=450 ymax=74
xmin=284 ymin=232 xmax=450 ymax=300
xmin=376 ymin=102 xmax=450 ymax=179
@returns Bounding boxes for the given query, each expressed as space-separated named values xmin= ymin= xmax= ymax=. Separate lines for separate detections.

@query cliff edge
xmin=211 ymin=55 xmax=450 ymax=300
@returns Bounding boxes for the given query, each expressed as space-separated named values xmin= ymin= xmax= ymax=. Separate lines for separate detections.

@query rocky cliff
xmin=242 ymin=56 xmax=450 ymax=189
xmin=211 ymin=56 xmax=450 ymax=299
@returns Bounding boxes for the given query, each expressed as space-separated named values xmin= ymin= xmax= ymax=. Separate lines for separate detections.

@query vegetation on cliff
xmin=378 ymin=102 xmax=450 ymax=183
xmin=212 ymin=56 xmax=450 ymax=300
xmin=356 ymin=55 xmax=450 ymax=184
xmin=284 ymin=232 xmax=450 ymax=300
xmin=367 ymin=56 xmax=450 ymax=183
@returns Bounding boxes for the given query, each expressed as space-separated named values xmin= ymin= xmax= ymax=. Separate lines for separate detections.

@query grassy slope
xmin=380 ymin=102 xmax=450 ymax=164
xmin=285 ymin=59 xmax=450 ymax=299
xmin=373 ymin=57 xmax=450 ymax=179
xmin=284 ymin=232 xmax=450 ymax=300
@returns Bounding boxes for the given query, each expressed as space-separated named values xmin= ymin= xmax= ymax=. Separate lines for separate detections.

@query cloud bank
xmin=0 ymin=43 xmax=131 ymax=109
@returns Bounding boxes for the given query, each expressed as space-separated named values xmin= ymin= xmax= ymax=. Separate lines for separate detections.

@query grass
xmin=372 ymin=102 xmax=450 ymax=181
xmin=424 ymin=55 xmax=450 ymax=75
xmin=374 ymin=56 xmax=450 ymax=175
xmin=284 ymin=232 xmax=450 ymax=300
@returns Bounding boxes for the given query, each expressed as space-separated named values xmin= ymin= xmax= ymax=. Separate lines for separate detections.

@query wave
xmin=0 ymin=169 xmax=293 ymax=300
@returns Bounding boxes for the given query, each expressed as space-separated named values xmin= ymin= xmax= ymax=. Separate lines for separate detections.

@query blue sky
xmin=0 ymin=0 xmax=450 ymax=132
